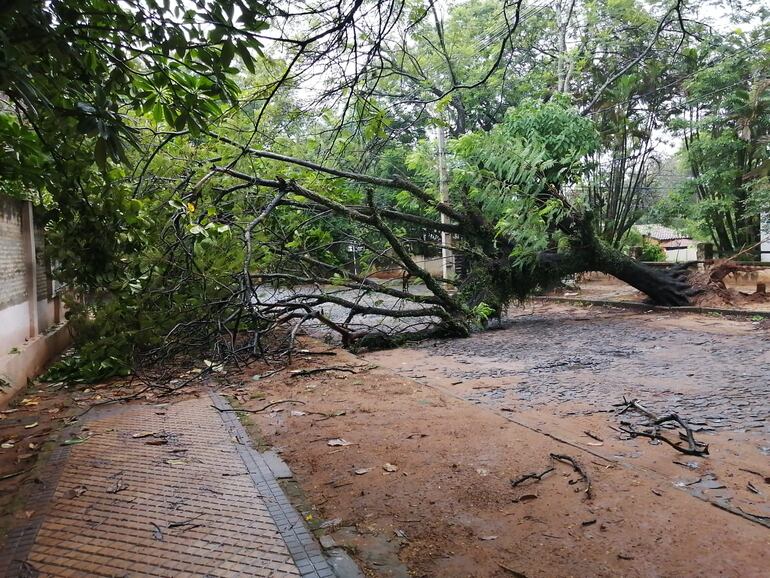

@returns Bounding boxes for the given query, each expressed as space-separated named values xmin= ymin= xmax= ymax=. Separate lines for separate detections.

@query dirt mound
xmin=690 ymin=260 xmax=769 ymax=307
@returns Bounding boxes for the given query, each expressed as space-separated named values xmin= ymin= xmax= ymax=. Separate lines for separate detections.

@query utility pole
xmin=437 ymin=124 xmax=454 ymax=280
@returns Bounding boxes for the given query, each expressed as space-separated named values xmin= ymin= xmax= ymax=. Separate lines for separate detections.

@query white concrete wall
xmin=412 ymin=254 xmax=444 ymax=277
xmin=0 ymin=195 xmax=63 ymax=360
xmin=38 ymin=298 xmax=58 ymax=334
xmin=665 ymin=246 xmax=698 ymax=263
xmin=761 ymin=212 xmax=770 ymax=262
xmin=0 ymin=302 xmax=31 ymax=354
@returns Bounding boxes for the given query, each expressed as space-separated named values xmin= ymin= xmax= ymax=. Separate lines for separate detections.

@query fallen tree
xmin=173 ymin=100 xmax=700 ymax=351
xmin=11 ymin=1 xmax=710 ymax=381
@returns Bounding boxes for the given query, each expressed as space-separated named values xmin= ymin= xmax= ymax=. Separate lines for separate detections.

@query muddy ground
xmin=1 ymin=301 xmax=768 ymax=577
xmin=243 ymin=302 xmax=769 ymax=578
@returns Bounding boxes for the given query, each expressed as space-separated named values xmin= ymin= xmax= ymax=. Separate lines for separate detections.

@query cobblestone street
xmin=376 ymin=303 xmax=770 ymax=441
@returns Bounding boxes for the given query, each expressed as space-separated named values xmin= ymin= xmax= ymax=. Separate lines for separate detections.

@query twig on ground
xmin=289 ymin=366 xmax=359 ymax=377
xmin=511 ymin=467 xmax=555 ymax=487
xmin=738 ymin=468 xmax=770 ymax=482
xmin=76 ymin=386 xmax=153 ymax=419
xmin=550 ymin=453 xmax=592 ymax=499
xmin=212 ymin=399 xmax=306 ymax=413
xmin=251 ymin=367 xmax=287 ymax=380
xmin=311 ymin=409 xmax=347 ymax=422
xmin=615 ymin=397 xmax=709 ymax=456
xmin=296 ymin=349 xmax=337 ymax=356
xmin=151 ymin=522 xmax=164 ymax=541
xmin=168 ymin=513 xmax=205 ymax=528
xmin=510 ymin=454 xmax=591 ymax=498
xmin=0 ymin=468 xmax=31 ymax=481
xmin=583 ymin=430 xmax=603 ymax=442
xmin=711 ymin=500 xmax=770 ymax=530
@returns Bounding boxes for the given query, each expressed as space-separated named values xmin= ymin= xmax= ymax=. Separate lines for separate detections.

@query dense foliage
xmin=0 ymin=0 xmax=766 ymax=380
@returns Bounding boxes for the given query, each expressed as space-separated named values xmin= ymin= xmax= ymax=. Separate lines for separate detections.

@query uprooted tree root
xmin=615 ymin=397 xmax=709 ymax=457
xmin=689 ymin=259 xmax=770 ymax=307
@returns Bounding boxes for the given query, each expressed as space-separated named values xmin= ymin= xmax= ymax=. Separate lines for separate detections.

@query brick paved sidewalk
xmin=1 ymin=392 xmax=334 ymax=577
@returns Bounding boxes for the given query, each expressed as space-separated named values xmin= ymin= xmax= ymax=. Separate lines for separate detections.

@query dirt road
xmin=244 ymin=302 xmax=769 ymax=577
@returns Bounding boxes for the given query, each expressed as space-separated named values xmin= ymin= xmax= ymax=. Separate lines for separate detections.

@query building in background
xmin=633 ymin=224 xmax=698 ymax=262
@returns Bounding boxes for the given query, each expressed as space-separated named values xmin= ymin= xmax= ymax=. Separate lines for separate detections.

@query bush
xmin=639 ymin=239 xmax=667 ymax=262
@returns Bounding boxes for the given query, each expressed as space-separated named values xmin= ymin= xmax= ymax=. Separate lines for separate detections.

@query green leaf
xmin=221 ymin=41 xmax=235 ymax=68
xmin=94 ymin=138 xmax=107 ymax=171
xmin=236 ymin=42 xmax=255 ymax=73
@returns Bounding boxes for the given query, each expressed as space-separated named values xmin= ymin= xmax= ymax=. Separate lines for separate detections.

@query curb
xmin=533 ymin=296 xmax=770 ymax=319
xmin=210 ymin=392 xmax=364 ymax=578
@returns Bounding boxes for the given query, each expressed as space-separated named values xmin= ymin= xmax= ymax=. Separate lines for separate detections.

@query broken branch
xmin=615 ymin=397 xmax=709 ymax=456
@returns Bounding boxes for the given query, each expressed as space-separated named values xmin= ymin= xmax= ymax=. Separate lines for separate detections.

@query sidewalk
xmin=1 ymin=392 xmax=337 ymax=577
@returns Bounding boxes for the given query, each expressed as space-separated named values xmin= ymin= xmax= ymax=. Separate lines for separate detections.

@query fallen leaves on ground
xmin=327 ymin=438 xmax=352 ymax=447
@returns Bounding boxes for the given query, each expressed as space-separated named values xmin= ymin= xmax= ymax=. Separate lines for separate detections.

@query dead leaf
xmin=354 ymin=468 xmax=370 ymax=475
xmin=62 ymin=436 xmax=88 ymax=446
xmin=24 ymin=422 xmax=38 ymax=429
xmin=164 ymin=458 xmax=188 ymax=466
xmin=151 ymin=522 xmax=164 ymax=541
xmin=107 ymin=480 xmax=129 ymax=494
xmin=383 ymin=463 xmax=398 ymax=472
xmin=145 ymin=439 xmax=168 ymax=446
xmin=290 ymin=410 xmax=307 ymax=417
xmin=1 ymin=441 xmax=15 ymax=449
xmin=68 ymin=485 xmax=88 ymax=498
xmin=479 ymin=535 xmax=498 ymax=541
xmin=319 ymin=518 xmax=342 ymax=529
xmin=327 ymin=438 xmax=352 ymax=447
xmin=131 ymin=431 xmax=156 ymax=439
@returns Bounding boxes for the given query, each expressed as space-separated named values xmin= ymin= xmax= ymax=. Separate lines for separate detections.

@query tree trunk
xmin=592 ymin=249 xmax=695 ymax=306
xmin=534 ymin=240 xmax=696 ymax=306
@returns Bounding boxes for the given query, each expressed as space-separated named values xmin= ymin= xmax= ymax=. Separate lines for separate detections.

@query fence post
xmin=696 ymin=242 xmax=713 ymax=262
xmin=20 ymin=201 xmax=38 ymax=339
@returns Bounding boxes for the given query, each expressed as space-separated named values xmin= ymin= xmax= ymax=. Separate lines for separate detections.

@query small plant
xmin=472 ymin=302 xmax=495 ymax=323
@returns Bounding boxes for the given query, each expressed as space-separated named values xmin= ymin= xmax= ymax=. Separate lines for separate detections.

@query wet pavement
xmin=0 ymin=393 xmax=336 ymax=577
xmin=374 ymin=304 xmax=770 ymax=440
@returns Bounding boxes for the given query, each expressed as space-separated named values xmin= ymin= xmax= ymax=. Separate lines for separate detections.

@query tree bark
xmin=535 ymin=241 xmax=696 ymax=306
